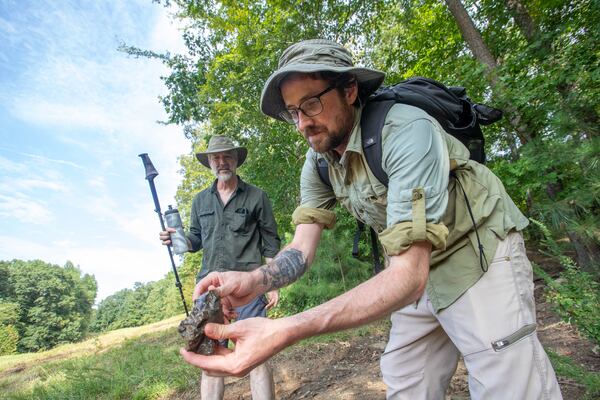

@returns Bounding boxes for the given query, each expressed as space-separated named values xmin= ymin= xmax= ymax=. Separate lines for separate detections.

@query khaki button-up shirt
xmin=187 ymin=177 xmax=281 ymax=280
xmin=293 ymin=104 xmax=529 ymax=311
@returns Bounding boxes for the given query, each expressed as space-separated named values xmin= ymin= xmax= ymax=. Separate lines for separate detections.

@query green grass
xmin=0 ymin=316 xmax=198 ymax=400
xmin=0 ymin=318 xmax=390 ymax=400
xmin=1 ymin=317 xmax=598 ymax=399
xmin=547 ymin=349 xmax=600 ymax=400
xmin=0 ymin=328 xmax=199 ymax=400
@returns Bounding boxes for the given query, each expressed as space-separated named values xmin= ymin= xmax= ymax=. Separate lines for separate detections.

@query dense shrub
xmin=0 ymin=324 xmax=19 ymax=355
xmin=531 ymin=220 xmax=600 ymax=345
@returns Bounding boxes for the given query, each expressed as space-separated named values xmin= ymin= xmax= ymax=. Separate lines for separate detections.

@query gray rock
xmin=178 ymin=290 xmax=224 ymax=355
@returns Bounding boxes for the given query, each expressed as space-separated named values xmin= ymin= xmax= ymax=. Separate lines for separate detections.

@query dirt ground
xmin=179 ymin=252 xmax=600 ymax=400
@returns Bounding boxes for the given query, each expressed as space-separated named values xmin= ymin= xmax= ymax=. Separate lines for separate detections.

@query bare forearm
xmin=283 ymin=242 xmax=431 ymax=345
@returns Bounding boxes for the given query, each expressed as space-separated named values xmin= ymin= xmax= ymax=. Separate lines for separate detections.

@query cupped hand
xmin=179 ymin=317 xmax=291 ymax=377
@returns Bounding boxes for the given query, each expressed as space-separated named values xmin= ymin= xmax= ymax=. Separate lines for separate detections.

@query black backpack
xmin=316 ymin=76 xmax=502 ymax=187
xmin=315 ymin=77 xmax=502 ymax=273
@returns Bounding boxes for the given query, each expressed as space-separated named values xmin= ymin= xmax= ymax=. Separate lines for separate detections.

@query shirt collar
xmin=209 ymin=175 xmax=246 ymax=193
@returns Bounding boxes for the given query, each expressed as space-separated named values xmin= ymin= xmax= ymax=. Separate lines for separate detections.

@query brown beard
xmin=306 ymin=103 xmax=356 ymax=154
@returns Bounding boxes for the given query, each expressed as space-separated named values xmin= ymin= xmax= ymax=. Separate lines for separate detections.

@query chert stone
xmin=178 ymin=290 xmax=224 ymax=355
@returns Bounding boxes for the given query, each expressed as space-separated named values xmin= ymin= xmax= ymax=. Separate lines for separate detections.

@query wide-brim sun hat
xmin=260 ymin=39 xmax=386 ymax=121
xmin=195 ymin=135 xmax=248 ymax=168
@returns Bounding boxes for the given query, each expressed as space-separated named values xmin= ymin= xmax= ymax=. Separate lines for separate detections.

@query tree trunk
xmin=504 ymin=0 xmax=540 ymax=45
xmin=444 ymin=0 xmax=533 ymax=143
xmin=444 ymin=0 xmax=497 ymax=72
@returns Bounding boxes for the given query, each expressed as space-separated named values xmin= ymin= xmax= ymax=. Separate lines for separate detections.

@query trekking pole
xmin=139 ymin=153 xmax=189 ymax=316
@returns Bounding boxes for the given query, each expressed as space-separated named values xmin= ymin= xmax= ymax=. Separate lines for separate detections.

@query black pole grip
xmin=139 ymin=153 xmax=159 ymax=181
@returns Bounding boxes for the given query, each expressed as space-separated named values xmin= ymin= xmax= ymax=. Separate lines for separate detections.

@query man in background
xmin=160 ymin=135 xmax=281 ymax=400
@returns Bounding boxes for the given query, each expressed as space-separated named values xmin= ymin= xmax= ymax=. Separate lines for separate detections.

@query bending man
xmin=181 ymin=40 xmax=562 ymax=400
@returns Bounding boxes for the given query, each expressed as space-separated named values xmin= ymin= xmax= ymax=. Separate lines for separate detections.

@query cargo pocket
xmin=491 ymin=323 xmax=536 ymax=351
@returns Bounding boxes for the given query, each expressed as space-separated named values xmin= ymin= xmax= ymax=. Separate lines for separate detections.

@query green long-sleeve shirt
xmin=187 ymin=177 xmax=281 ymax=280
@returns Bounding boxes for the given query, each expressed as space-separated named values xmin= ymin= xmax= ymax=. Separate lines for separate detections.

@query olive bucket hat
xmin=195 ymin=135 xmax=248 ymax=168
xmin=260 ymin=39 xmax=385 ymax=121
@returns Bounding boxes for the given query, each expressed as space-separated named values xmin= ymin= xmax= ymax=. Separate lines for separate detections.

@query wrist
xmin=250 ymin=268 xmax=269 ymax=293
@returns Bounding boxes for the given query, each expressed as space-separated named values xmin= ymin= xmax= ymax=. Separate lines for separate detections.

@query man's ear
xmin=344 ymin=80 xmax=358 ymax=105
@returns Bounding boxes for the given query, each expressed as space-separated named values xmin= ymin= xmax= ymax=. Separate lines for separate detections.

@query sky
xmin=0 ymin=0 xmax=194 ymax=302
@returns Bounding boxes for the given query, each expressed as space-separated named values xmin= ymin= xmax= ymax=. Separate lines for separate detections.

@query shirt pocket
xmin=198 ymin=210 xmax=215 ymax=240
xmin=230 ymin=209 xmax=250 ymax=235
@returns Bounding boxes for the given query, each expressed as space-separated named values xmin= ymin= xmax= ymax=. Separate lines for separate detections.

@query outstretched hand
xmin=180 ymin=317 xmax=291 ymax=377
xmin=192 ymin=270 xmax=264 ymax=317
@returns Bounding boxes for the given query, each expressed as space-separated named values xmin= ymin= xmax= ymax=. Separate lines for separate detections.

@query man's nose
xmin=296 ymin=111 xmax=314 ymax=132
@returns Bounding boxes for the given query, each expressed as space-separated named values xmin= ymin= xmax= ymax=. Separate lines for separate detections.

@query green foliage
xmin=546 ymin=349 xmax=600 ymax=400
xmin=0 ymin=260 xmax=97 ymax=353
xmin=530 ymin=219 xmax=600 ymax=345
xmin=91 ymin=275 xmax=192 ymax=333
xmin=0 ymin=302 xmax=20 ymax=325
xmin=137 ymin=0 xmax=600 ymax=270
xmin=0 ymin=324 xmax=19 ymax=356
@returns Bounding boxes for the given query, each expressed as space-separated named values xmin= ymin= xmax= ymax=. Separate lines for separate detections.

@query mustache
xmin=304 ymin=125 xmax=325 ymax=136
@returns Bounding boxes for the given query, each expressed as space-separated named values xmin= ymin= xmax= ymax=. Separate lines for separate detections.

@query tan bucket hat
xmin=195 ymin=135 xmax=248 ymax=168
xmin=260 ymin=39 xmax=385 ymax=121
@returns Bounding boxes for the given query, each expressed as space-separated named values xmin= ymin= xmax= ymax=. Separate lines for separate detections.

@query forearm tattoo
xmin=261 ymin=249 xmax=307 ymax=291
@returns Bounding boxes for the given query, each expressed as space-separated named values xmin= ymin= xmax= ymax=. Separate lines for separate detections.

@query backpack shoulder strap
xmin=360 ymin=99 xmax=396 ymax=187
xmin=315 ymin=154 xmax=332 ymax=188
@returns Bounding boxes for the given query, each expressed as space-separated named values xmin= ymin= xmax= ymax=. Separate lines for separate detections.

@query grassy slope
xmin=1 ymin=316 xmax=598 ymax=399
xmin=0 ymin=315 xmax=199 ymax=400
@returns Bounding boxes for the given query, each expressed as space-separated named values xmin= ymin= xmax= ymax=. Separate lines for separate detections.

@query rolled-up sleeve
xmin=258 ymin=192 xmax=281 ymax=258
xmin=292 ymin=150 xmax=338 ymax=229
xmin=380 ymin=109 xmax=450 ymax=255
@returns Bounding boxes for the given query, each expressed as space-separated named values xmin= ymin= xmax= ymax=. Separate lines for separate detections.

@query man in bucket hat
xmin=182 ymin=40 xmax=562 ymax=399
xmin=160 ymin=135 xmax=281 ymax=400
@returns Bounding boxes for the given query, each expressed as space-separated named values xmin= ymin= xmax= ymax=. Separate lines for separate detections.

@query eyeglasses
xmin=279 ymin=83 xmax=338 ymax=124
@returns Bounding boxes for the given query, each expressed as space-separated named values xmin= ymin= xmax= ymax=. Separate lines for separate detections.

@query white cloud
xmin=0 ymin=154 xmax=27 ymax=173
xmin=0 ymin=148 xmax=85 ymax=170
xmin=0 ymin=193 xmax=53 ymax=225
xmin=6 ymin=178 xmax=68 ymax=192
xmin=149 ymin=5 xmax=188 ymax=54
xmin=0 ymin=16 xmax=16 ymax=34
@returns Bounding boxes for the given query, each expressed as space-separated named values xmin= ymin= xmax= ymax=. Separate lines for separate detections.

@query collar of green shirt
xmin=208 ymin=175 xmax=247 ymax=193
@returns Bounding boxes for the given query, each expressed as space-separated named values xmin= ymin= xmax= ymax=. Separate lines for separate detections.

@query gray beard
xmin=215 ymin=170 xmax=234 ymax=182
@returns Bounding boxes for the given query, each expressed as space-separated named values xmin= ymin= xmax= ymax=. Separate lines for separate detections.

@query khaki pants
xmin=380 ymin=232 xmax=562 ymax=400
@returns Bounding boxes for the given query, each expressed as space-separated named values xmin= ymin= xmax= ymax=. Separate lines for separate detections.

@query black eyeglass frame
xmin=278 ymin=83 xmax=339 ymax=124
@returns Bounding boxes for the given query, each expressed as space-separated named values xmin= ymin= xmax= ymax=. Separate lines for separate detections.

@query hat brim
xmin=195 ymin=147 xmax=248 ymax=169
xmin=260 ymin=63 xmax=385 ymax=121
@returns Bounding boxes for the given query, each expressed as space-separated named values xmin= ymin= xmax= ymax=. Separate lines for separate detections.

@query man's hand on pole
xmin=159 ymin=227 xmax=175 ymax=246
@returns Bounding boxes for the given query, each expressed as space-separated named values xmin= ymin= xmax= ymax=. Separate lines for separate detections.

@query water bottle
xmin=164 ymin=205 xmax=188 ymax=255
